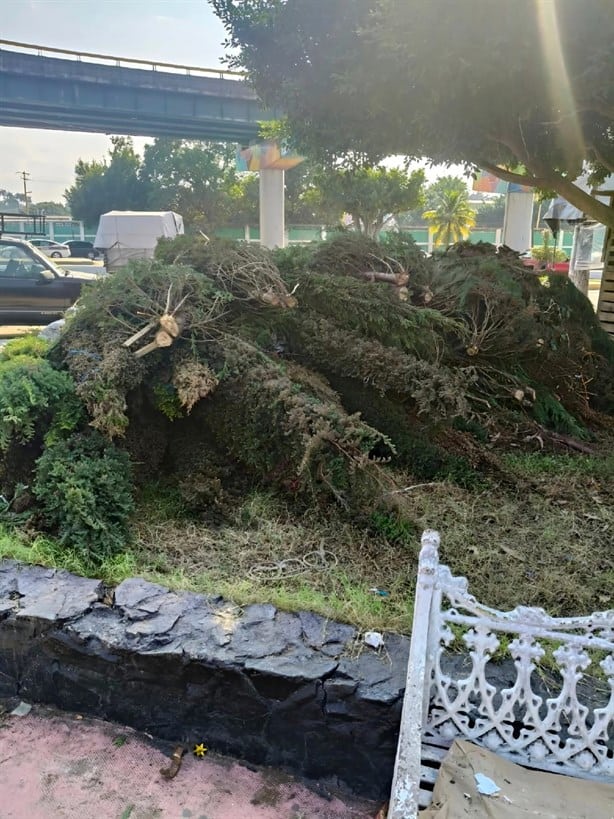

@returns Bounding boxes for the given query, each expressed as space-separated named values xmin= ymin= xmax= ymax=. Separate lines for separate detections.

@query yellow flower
xmin=193 ymin=743 xmax=207 ymax=758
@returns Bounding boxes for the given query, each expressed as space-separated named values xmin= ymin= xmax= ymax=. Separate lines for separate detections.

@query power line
xmin=16 ymin=170 xmax=31 ymax=213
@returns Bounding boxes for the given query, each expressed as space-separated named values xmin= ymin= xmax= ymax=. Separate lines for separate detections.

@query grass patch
xmin=503 ymin=451 xmax=614 ymax=480
xmin=128 ymin=490 xmax=416 ymax=633
xmin=0 ymin=525 xmax=142 ymax=582
xmin=400 ymin=483 xmax=613 ymax=615
xmin=0 ymin=491 xmax=416 ymax=633
xmin=2 ymin=444 xmax=613 ymax=634
xmin=396 ymin=444 xmax=614 ymax=616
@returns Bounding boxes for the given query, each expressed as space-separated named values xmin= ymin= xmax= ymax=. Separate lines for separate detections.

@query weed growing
xmin=3 ymin=440 xmax=611 ymax=636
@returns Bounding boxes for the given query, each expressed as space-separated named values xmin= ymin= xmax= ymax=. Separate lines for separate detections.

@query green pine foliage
xmin=3 ymin=232 xmax=613 ymax=563
xmin=271 ymin=244 xmax=318 ymax=278
xmin=532 ymin=392 xmax=588 ymax=439
xmin=278 ymin=313 xmax=472 ymax=418
xmin=276 ymin=271 xmax=466 ymax=358
xmin=0 ymin=334 xmax=50 ymax=362
xmin=0 ymin=358 xmax=83 ymax=451
xmin=308 ymin=233 xmax=383 ymax=276
xmin=34 ymin=433 xmax=134 ymax=565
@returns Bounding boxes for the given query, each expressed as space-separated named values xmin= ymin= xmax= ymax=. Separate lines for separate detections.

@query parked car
xmin=62 ymin=240 xmax=101 ymax=259
xmin=0 ymin=237 xmax=101 ymax=325
xmin=520 ymin=254 xmax=569 ymax=275
xmin=29 ymin=238 xmax=71 ymax=259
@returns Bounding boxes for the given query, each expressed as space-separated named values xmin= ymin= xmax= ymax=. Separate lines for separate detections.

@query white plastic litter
xmin=474 ymin=772 xmax=500 ymax=796
xmin=10 ymin=701 xmax=32 ymax=717
xmin=364 ymin=631 xmax=384 ymax=649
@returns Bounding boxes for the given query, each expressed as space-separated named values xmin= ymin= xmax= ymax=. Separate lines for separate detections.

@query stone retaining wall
xmin=0 ymin=561 xmax=409 ymax=800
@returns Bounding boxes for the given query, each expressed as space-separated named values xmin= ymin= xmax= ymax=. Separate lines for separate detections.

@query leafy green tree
xmin=0 ymin=192 xmax=68 ymax=217
xmin=225 ymin=172 xmax=259 ymax=226
xmin=474 ymin=198 xmax=506 ymax=228
xmin=0 ymin=190 xmax=25 ymax=213
xmin=284 ymin=163 xmax=336 ymax=225
xmin=305 ymin=166 xmax=425 ymax=237
xmin=423 ymin=177 xmax=469 ymax=212
xmin=32 ymin=201 xmax=69 ymax=216
xmin=422 ymin=181 xmax=476 ymax=246
xmin=213 ymin=0 xmax=614 ymax=229
xmin=65 ymin=137 xmax=149 ymax=226
xmin=64 ymin=135 xmax=422 ymax=235
xmin=215 ymin=161 xmax=420 ymax=232
xmin=141 ymin=139 xmax=240 ymax=228
xmin=141 ymin=141 xmax=338 ymax=229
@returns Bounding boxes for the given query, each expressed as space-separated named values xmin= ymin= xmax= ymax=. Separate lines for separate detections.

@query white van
xmin=94 ymin=211 xmax=184 ymax=271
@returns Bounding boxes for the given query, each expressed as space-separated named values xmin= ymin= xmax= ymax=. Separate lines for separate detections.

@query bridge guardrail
xmin=0 ymin=39 xmax=245 ymax=81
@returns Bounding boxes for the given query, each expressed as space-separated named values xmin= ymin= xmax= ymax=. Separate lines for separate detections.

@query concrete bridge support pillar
xmin=259 ymin=168 xmax=286 ymax=249
xmin=502 ymin=191 xmax=534 ymax=252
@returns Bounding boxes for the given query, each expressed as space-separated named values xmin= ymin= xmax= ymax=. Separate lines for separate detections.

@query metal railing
xmin=0 ymin=213 xmax=46 ymax=237
xmin=0 ymin=39 xmax=245 ymax=81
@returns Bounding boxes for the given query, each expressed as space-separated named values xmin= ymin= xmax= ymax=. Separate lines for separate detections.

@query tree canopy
xmin=66 ymin=138 xmax=249 ymax=228
xmin=141 ymin=139 xmax=239 ymax=227
xmin=213 ymin=0 xmax=614 ymax=229
xmin=65 ymin=137 xmax=150 ymax=226
xmin=306 ymin=166 xmax=425 ymax=237
xmin=0 ymin=190 xmax=25 ymax=213
xmin=32 ymin=201 xmax=69 ymax=216
xmin=474 ymin=198 xmax=506 ymax=229
xmin=422 ymin=178 xmax=476 ymax=246
xmin=64 ymin=135 xmax=424 ymax=234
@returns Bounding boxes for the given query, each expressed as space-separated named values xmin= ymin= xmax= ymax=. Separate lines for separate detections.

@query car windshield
xmin=0 ymin=241 xmax=62 ymax=275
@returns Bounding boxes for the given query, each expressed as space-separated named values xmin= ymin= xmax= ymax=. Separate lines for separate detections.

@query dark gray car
xmin=0 ymin=237 xmax=100 ymax=325
xmin=63 ymin=240 xmax=101 ymax=259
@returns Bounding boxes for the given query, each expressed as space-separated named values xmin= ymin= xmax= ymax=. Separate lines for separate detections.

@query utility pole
xmin=17 ymin=170 xmax=31 ymax=214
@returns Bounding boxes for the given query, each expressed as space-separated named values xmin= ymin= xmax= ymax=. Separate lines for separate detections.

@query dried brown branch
xmin=537 ymin=426 xmax=596 ymax=455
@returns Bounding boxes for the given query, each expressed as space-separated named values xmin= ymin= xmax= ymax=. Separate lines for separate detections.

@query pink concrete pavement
xmin=0 ymin=706 xmax=379 ymax=819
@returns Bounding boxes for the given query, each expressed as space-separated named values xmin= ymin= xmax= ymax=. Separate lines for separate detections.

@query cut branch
xmin=353 ymin=270 xmax=410 ymax=287
xmin=123 ymin=320 xmax=157 ymax=348
xmin=133 ymin=329 xmax=175 ymax=358
xmin=159 ymin=312 xmax=186 ymax=338
xmin=537 ymin=426 xmax=596 ymax=455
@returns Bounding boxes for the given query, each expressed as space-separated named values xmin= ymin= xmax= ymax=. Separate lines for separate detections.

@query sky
xmin=0 ymin=0 xmax=228 ymax=203
xmin=0 ymin=0 xmax=468 ymax=207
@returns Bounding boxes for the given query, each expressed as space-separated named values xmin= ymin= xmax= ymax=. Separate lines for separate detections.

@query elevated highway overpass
xmin=0 ymin=40 xmax=271 ymax=143
xmin=0 ymin=41 xmax=289 ymax=246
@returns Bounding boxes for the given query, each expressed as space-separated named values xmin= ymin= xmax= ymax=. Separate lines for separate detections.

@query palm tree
xmin=422 ymin=179 xmax=476 ymax=246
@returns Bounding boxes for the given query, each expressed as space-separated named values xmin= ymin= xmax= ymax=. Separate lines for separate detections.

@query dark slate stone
xmin=245 ymin=653 xmax=338 ymax=681
xmin=126 ymin=612 xmax=181 ymax=638
xmin=338 ymin=633 xmax=410 ymax=704
xmin=14 ymin=564 xmax=61 ymax=596
xmin=68 ymin=606 xmax=131 ymax=650
xmin=0 ymin=562 xmax=20 ymax=597
xmin=241 ymin=602 xmax=277 ymax=624
xmin=0 ymin=560 xmax=409 ymax=800
xmin=0 ymin=601 xmax=16 ymax=618
xmin=114 ymin=577 xmax=170 ymax=617
xmin=230 ymin=618 xmax=296 ymax=661
xmin=298 ymin=610 xmax=356 ymax=653
xmin=5 ymin=565 xmax=103 ymax=622
xmin=323 ymin=678 xmax=359 ymax=716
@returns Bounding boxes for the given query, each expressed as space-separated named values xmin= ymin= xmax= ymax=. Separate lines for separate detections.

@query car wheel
xmin=87 ymin=251 xmax=95 ymax=259
xmin=51 ymin=251 xmax=61 ymax=258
